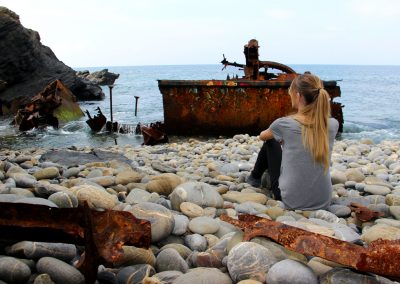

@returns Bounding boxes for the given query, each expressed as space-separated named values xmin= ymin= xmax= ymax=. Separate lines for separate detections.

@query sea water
xmin=1 ymin=64 xmax=399 ymax=149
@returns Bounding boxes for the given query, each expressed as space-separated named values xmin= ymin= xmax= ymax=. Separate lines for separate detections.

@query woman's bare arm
xmin=259 ymin=129 xmax=274 ymax=141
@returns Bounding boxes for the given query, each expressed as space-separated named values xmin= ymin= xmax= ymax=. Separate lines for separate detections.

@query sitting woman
xmin=246 ymin=73 xmax=339 ymax=210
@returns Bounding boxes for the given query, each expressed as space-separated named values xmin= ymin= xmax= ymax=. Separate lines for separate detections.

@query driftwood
xmin=220 ymin=214 xmax=400 ymax=278
xmin=0 ymin=202 xmax=151 ymax=284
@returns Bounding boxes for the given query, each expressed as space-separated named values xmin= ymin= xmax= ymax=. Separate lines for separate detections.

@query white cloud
xmin=325 ymin=26 xmax=342 ymax=33
xmin=263 ymin=8 xmax=294 ymax=21
xmin=349 ymin=0 xmax=400 ymax=18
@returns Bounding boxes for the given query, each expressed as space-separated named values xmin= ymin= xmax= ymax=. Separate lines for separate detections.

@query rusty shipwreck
xmin=12 ymin=80 xmax=84 ymax=131
xmin=158 ymin=39 xmax=343 ymax=136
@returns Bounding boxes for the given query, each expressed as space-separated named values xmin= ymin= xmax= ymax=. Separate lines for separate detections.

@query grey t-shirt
xmin=269 ymin=117 xmax=339 ymax=210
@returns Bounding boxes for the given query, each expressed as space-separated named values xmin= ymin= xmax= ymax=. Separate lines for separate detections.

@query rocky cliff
xmin=0 ymin=7 xmax=104 ymax=115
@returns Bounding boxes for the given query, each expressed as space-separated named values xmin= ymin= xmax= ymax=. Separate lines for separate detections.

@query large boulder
xmin=76 ymin=69 xmax=119 ymax=86
xmin=0 ymin=7 xmax=104 ymax=115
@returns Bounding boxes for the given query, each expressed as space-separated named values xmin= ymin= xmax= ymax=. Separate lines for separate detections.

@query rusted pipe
xmin=220 ymin=214 xmax=400 ymax=278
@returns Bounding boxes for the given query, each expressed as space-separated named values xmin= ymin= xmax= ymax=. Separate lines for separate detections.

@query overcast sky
xmin=1 ymin=0 xmax=399 ymax=67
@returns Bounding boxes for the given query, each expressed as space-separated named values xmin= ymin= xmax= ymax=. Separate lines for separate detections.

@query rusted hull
xmin=13 ymin=79 xmax=84 ymax=131
xmin=159 ymin=79 xmax=343 ymax=136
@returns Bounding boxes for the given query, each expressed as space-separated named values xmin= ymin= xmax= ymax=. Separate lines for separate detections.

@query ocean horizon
xmin=72 ymin=63 xmax=400 ymax=68
xmin=1 ymin=64 xmax=400 ymax=149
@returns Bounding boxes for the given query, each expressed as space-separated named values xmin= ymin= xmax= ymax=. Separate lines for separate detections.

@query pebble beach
xmin=1 ymin=135 xmax=400 ymax=284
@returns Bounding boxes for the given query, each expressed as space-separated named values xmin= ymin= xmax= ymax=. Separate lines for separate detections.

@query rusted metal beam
xmin=220 ymin=214 xmax=400 ymax=278
xmin=0 ymin=202 xmax=151 ymax=284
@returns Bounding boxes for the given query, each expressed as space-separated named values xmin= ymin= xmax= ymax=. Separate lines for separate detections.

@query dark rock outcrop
xmin=0 ymin=7 xmax=105 ymax=115
xmin=76 ymin=69 xmax=119 ymax=86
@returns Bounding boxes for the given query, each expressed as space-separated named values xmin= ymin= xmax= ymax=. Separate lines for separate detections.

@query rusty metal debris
xmin=12 ymin=79 xmax=84 ymax=131
xmin=158 ymin=39 xmax=344 ymax=136
xmin=85 ymin=107 xmax=137 ymax=134
xmin=221 ymin=39 xmax=296 ymax=80
xmin=84 ymin=107 xmax=166 ymax=145
xmin=141 ymin=121 xmax=168 ymax=146
xmin=220 ymin=214 xmax=400 ymax=278
xmin=0 ymin=202 xmax=151 ymax=284
xmin=86 ymin=106 xmax=106 ymax=132
xmin=349 ymin=202 xmax=384 ymax=222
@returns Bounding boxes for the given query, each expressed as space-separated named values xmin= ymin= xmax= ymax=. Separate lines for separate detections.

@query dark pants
xmin=251 ymin=139 xmax=282 ymax=200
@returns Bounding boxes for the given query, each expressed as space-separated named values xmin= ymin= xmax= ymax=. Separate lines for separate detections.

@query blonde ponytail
xmin=290 ymin=74 xmax=331 ymax=172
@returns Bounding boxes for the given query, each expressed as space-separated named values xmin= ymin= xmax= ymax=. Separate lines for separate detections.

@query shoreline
xmin=1 ymin=136 xmax=400 ymax=282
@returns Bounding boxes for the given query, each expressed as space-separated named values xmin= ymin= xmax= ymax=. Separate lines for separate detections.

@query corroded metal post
xmin=108 ymin=85 xmax=114 ymax=126
xmin=134 ymin=96 xmax=139 ymax=116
